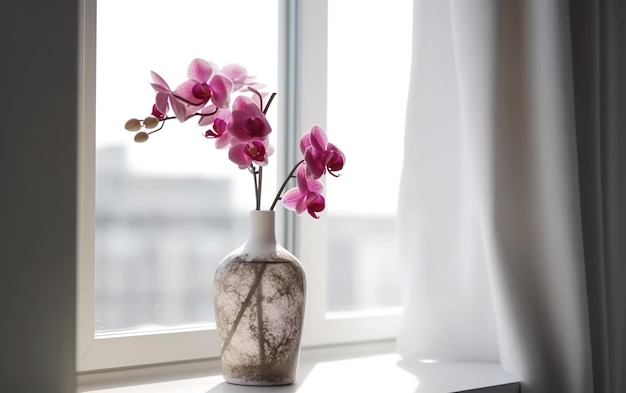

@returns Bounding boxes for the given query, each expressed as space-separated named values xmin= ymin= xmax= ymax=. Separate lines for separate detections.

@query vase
xmin=214 ymin=210 xmax=306 ymax=386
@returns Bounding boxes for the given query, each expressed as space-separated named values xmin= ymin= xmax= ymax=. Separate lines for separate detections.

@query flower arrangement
xmin=124 ymin=58 xmax=345 ymax=218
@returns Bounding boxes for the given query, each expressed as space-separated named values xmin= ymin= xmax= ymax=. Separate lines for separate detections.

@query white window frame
xmin=77 ymin=0 xmax=400 ymax=373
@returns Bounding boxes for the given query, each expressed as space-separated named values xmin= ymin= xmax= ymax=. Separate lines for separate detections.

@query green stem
xmin=270 ymin=159 xmax=305 ymax=211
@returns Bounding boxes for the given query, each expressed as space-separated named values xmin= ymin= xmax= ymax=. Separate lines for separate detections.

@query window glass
xmin=326 ymin=0 xmax=412 ymax=313
xmin=95 ymin=0 xmax=278 ymax=333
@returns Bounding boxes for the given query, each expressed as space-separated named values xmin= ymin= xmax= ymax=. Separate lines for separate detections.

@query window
xmin=325 ymin=0 xmax=411 ymax=314
xmin=78 ymin=0 xmax=411 ymax=371
xmin=93 ymin=0 xmax=278 ymax=334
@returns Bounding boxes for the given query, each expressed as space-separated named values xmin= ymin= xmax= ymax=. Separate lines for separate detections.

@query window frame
xmin=77 ymin=0 xmax=400 ymax=373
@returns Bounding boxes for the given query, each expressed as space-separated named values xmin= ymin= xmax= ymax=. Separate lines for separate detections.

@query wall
xmin=0 ymin=0 xmax=79 ymax=391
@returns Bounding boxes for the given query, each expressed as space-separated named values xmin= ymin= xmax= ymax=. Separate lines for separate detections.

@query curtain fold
xmin=569 ymin=1 xmax=626 ymax=392
xmin=394 ymin=0 xmax=626 ymax=391
xmin=397 ymin=0 xmax=499 ymax=363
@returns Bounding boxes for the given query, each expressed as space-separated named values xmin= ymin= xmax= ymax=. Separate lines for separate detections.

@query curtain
xmin=570 ymin=0 xmax=626 ymax=391
xmin=397 ymin=0 xmax=625 ymax=392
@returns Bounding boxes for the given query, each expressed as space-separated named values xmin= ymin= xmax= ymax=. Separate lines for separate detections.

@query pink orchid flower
xmin=300 ymin=125 xmax=346 ymax=179
xmin=174 ymin=59 xmax=234 ymax=114
xmin=204 ymin=109 xmax=232 ymax=149
xmin=197 ymin=102 xmax=229 ymax=124
xmin=228 ymin=139 xmax=274 ymax=169
xmin=282 ymin=165 xmax=326 ymax=219
xmin=128 ymin=59 xmax=346 ymax=216
xmin=150 ymin=70 xmax=197 ymax=122
xmin=151 ymin=103 xmax=167 ymax=120
xmin=227 ymin=96 xmax=272 ymax=142
xmin=150 ymin=71 xmax=173 ymax=119
xmin=221 ymin=63 xmax=269 ymax=94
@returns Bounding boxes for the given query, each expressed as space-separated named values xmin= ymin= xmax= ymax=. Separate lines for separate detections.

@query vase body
xmin=214 ymin=210 xmax=306 ymax=386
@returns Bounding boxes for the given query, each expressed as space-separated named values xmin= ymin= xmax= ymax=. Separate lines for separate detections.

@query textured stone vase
xmin=214 ymin=210 xmax=306 ymax=386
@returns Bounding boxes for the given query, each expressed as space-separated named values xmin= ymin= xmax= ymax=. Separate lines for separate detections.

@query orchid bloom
xmin=173 ymin=59 xmax=234 ymax=115
xmin=197 ymin=104 xmax=219 ymax=126
xmin=150 ymin=70 xmax=197 ymax=122
xmin=126 ymin=59 xmax=346 ymax=215
xmin=282 ymin=165 xmax=326 ymax=219
xmin=204 ymin=109 xmax=232 ymax=149
xmin=228 ymin=139 xmax=274 ymax=169
xmin=300 ymin=125 xmax=345 ymax=179
xmin=227 ymin=96 xmax=272 ymax=141
xmin=221 ymin=64 xmax=253 ymax=91
xmin=150 ymin=71 xmax=172 ymax=119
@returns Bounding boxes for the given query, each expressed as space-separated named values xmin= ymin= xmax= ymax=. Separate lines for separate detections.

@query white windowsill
xmin=77 ymin=340 xmax=520 ymax=393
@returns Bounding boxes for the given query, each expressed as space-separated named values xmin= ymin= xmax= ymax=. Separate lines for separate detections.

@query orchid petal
xmin=152 ymin=104 xmax=166 ymax=120
xmin=264 ymin=142 xmax=275 ymax=157
xmin=213 ymin=118 xmax=228 ymax=135
xmin=327 ymin=143 xmax=345 ymax=157
xmin=174 ymin=80 xmax=205 ymax=106
xmin=198 ymin=106 xmax=226 ymax=127
xmin=215 ymin=134 xmax=232 ymax=149
xmin=198 ymin=115 xmax=216 ymax=127
xmin=155 ymin=92 xmax=169 ymax=114
xmin=206 ymin=117 xmax=232 ymax=149
xmin=231 ymin=95 xmax=248 ymax=111
xmin=300 ymin=133 xmax=311 ymax=154
xmin=150 ymin=71 xmax=170 ymax=91
xmin=248 ymin=82 xmax=267 ymax=90
xmin=295 ymin=196 xmax=307 ymax=215
xmin=308 ymin=178 xmax=325 ymax=194
xmin=324 ymin=148 xmax=345 ymax=170
xmin=200 ymin=104 xmax=219 ymax=114
xmin=309 ymin=125 xmax=328 ymax=151
xmin=150 ymin=83 xmax=170 ymax=94
xmin=251 ymin=93 xmax=262 ymax=109
xmin=170 ymin=96 xmax=191 ymax=122
xmin=187 ymin=58 xmax=214 ymax=82
xmin=282 ymin=188 xmax=303 ymax=211
xmin=198 ymin=108 xmax=217 ymax=127
xmin=222 ymin=63 xmax=248 ymax=91
xmin=228 ymin=143 xmax=252 ymax=169
xmin=295 ymin=165 xmax=309 ymax=191
xmin=228 ymin=96 xmax=272 ymax=141
xmin=246 ymin=140 xmax=269 ymax=165
xmin=209 ymin=74 xmax=234 ymax=108
xmin=305 ymin=193 xmax=325 ymax=218
xmin=304 ymin=148 xmax=325 ymax=179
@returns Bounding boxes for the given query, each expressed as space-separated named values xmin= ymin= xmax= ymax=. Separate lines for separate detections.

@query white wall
xmin=0 ymin=0 xmax=78 ymax=391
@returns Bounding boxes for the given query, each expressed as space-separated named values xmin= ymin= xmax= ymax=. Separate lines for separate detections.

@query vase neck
xmin=245 ymin=210 xmax=277 ymax=250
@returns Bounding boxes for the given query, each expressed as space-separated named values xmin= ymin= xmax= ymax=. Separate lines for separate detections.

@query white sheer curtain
xmin=397 ymin=1 xmax=596 ymax=392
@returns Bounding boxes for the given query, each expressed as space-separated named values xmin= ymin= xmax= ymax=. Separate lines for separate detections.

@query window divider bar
xmin=280 ymin=0 xmax=300 ymax=255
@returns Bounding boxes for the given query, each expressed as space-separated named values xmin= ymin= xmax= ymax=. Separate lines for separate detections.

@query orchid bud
xmin=134 ymin=131 xmax=149 ymax=143
xmin=143 ymin=116 xmax=159 ymax=129
xmin=125 ymin=118 xmax=141 ymax=132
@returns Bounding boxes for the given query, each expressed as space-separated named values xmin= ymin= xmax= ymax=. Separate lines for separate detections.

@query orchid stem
xmin=145 ymin=110 xmax=214 ymax=135
xmin=250 ymin=165 xmax=260 ymax=210
xmin=263 ymin=93 xmax=276 ymax=115
xmin=270 ymin=160 xmax=305 ymax=211
xmin=146 ymin=116 xmax=175 ymax=134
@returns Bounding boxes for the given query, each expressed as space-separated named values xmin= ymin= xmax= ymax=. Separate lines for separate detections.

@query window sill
xmin=77 ymin=340 xmax=520 ymax=393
